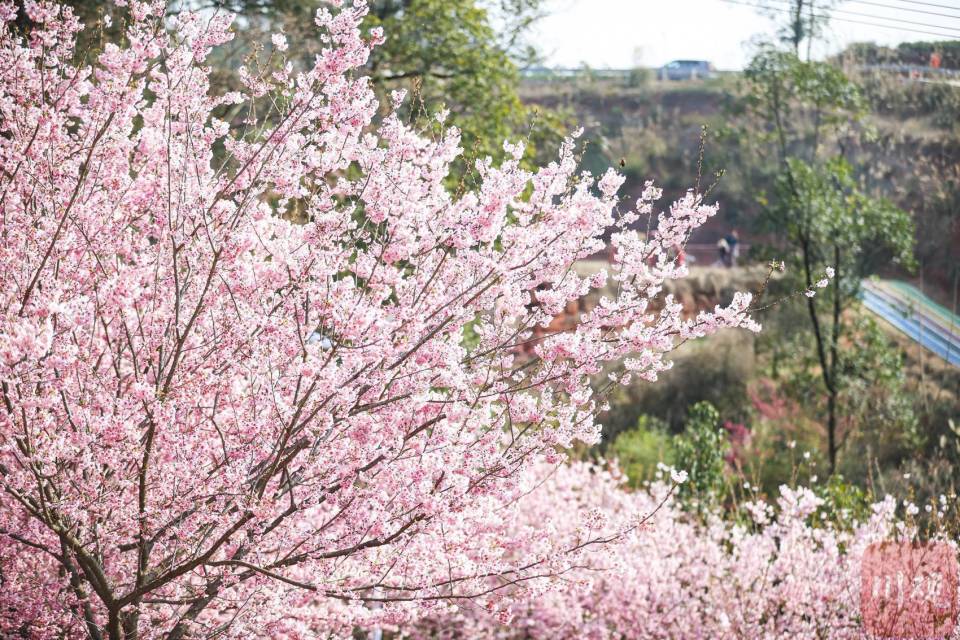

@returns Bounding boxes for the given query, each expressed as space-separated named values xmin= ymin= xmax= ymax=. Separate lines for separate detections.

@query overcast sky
xmin=530 ymin=0 xmax=959 ymax=70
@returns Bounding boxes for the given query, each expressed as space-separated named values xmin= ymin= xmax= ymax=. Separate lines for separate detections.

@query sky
xmin=530 ymin=0 xmax=960 ymax=70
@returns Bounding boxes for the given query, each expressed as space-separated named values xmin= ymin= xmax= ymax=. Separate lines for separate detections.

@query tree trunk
xmin=827 ymin=390 xmax=837 ymax=473
xmin=791 ymin=0 xmax=805 ymax=54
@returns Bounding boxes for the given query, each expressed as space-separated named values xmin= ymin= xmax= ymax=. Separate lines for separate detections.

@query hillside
xmin=519 ymin=71 xmax=959 ymax=295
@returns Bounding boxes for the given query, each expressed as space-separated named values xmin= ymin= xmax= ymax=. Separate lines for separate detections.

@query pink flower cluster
xmin=0 ymin=1 xmax=764 ymax=637
xmin=406 ymin=463 xmax=909 ymax=640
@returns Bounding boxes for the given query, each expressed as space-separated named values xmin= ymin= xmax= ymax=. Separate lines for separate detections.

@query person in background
xmin=716 ymin=237 xmax=729 ymax=267
xmin=724 ymin=229 xmax=740 ymax=267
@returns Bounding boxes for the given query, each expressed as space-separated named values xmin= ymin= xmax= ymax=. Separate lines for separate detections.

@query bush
xmin=673 ymin=401 xmax=730 ymax=511
xmin=609 ymin=415 xmax=675 ymax=486
xmin=627 ymin=67 xmax=652 ymax=88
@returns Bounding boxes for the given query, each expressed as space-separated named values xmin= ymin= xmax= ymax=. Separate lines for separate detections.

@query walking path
xmin=861 ymin=279 xmax=960 ymax=367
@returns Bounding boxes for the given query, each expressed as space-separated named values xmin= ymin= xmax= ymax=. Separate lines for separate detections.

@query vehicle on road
xmin=658 ymin=59 xmax=714 ymax=81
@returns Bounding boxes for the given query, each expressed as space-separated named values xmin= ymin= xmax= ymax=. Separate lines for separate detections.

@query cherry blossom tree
xmin=0 ymin=1 xmax=761 ymax=637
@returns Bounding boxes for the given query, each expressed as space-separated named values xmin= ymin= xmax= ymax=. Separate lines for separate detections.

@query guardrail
xmin=861 ymin=279 xmax=960 ymax=367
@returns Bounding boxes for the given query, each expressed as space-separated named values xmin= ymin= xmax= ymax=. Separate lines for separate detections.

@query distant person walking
xmin=715 ymin=237 xmax=729 ymax=267
xmin=724 ymin=229 xmax=740 ymax=267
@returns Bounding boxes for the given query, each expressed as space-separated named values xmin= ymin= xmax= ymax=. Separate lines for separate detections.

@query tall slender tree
xmin=742 ymin=41 xmax=914 ymax=473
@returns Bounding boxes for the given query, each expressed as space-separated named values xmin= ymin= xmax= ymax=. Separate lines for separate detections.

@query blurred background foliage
xmin=43 ymin=0 xmax=567 ymax=169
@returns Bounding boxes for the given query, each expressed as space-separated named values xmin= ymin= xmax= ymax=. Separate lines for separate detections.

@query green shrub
xmin=812 ymin=474 xmax=872 ymax=532
xmin=673 ymin=402 xmax=730 ymax=513
xmin=609 ymin=415 xmax=675 ymax=487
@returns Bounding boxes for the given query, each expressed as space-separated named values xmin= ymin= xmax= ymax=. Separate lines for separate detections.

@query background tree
xmin=17 ymin=0 xmax=564 ymax=167
xmin=755 ymin=0 xmax=837 ymax=57
xmin=741 ymin=42 xmax=915 ymax=473
xmin=213 ymin=0 xmax=564 ymax=165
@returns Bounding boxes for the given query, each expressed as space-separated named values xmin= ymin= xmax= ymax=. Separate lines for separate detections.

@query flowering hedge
xmin=405 ymin=462 xmax=906 ymax=640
